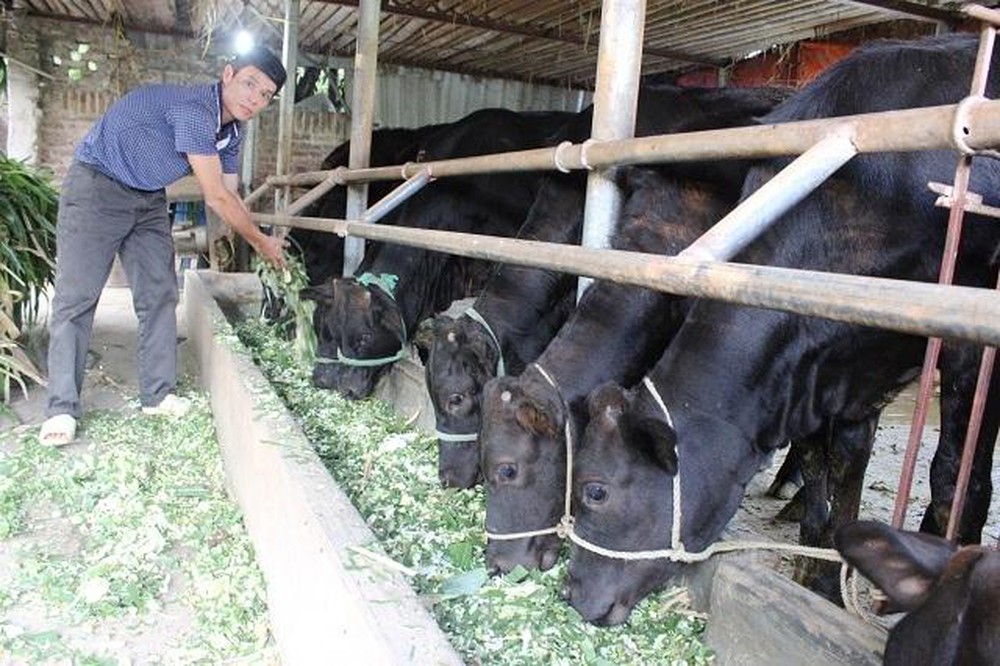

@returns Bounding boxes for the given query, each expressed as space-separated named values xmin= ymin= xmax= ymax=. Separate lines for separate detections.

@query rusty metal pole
xmin=261 ymin=99 xmax=1000 ymax=189
xmin=891 ymin=21 xmax=996 ymax=534
xmin=342 ymin=0 xmax=380 ymax=276
xmin=577 ymin=0 xmax=645 ymax=300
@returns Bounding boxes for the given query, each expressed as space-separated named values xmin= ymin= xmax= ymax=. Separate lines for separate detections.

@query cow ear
xmin=587 ymin=381 xmax=628 ymax=422
xmin=412 ymin=317 xmax=438 ymax=363
xmin=514 ymin=390 xmax=562 ymax=439
xmin=834 ymin=520 xmax=958 ymax=611
xmin=620 ymin=393 xmax=678 ymax=475
xmin=300 ymin=281 xmax=335 ymax=302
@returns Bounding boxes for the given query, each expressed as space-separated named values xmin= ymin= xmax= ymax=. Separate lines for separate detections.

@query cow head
xmin=479 ymin=371 xmax=568 ymax=573
xmin=304 ymin=274 xmax=407 ymax=399
xmin=835 ymin=520 xmax=1000 ymax=666
xmin=563 ymin=382 xmax=680 ymax=626
xmin=417 ymin=314 xmax=502 ymax=488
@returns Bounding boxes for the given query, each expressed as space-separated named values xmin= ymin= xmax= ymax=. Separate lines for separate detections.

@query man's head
xmin=221 ymin=46 xmax=287 ymax=122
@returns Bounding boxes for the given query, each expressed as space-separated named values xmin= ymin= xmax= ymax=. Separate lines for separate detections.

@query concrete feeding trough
xmin=182 ymin=269 xmax=887 ymax=665
xmin=183 ymin=270 xmax=459 ymax=665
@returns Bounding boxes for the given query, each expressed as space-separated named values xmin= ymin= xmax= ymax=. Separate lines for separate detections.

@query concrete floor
xmin=5 ymin=285 xmax=185 ymax=430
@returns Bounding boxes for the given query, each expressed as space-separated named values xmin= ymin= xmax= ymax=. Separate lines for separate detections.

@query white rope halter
xmin=484 ymin=371 xmax=844 ymax=565
xmin=484 ymin=363 xmax=574 ymax=541
xmin=433 ymin=306 xmax=506 ymax=444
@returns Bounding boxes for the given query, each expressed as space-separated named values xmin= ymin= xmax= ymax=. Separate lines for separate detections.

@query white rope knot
xmin=556 ymin=514 xmax=575 ymax=539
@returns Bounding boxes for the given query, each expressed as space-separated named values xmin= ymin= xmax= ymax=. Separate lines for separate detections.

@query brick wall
xmin=9 ymin=16 xmax=348 ymax=187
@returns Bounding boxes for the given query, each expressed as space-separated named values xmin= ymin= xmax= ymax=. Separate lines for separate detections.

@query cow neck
xmin=539 ymin=282 xmax=682 ymax=417
xmin=462 ymin=306 xmax=505 ymax=378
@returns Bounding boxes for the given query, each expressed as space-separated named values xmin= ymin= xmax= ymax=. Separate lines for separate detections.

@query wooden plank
xmin=683 ymin=555 xmax=886 ymax=665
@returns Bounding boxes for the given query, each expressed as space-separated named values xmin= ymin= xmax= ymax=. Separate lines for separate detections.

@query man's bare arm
xmin=188 ymin=154 xmax=285 ymax=267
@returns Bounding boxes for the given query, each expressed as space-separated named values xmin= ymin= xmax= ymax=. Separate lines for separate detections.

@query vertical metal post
xmin=342 ymin=0 xmax=381 ymax=277
xmin=892 ymin=23 xmax=996 ymax=535
xmin=275 ymin=0 xmax=300 ymax=216
xmin=577 ymin=0 xmax=646 ymax=300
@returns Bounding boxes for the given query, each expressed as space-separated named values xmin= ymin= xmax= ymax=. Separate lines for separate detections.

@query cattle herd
xmin=283 ymin=32 xmax=998 ymax=665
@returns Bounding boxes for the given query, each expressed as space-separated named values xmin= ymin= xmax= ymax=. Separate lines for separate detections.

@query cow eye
xmin=583 ymin=483 xmax=608 ymax=505
xmin=497 ymin=463 xmax=518 ymax=482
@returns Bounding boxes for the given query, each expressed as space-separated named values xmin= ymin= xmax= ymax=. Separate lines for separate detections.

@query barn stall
xmin=3 ymin=0 xmax=1000 ymax=663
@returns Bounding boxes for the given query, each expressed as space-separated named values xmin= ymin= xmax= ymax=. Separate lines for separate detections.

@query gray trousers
xmin=46 ymin=161 xmax=178 ymax=418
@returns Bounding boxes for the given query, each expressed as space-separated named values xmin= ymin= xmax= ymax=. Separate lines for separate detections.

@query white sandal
xmin=141 ymin=394 xmax=192 ymax=418
xmin=39 ymin=413 xmax=77 ymax=447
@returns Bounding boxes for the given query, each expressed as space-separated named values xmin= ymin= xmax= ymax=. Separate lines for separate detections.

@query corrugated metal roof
xmin=14 ymin=0 xmax=968 ymax=88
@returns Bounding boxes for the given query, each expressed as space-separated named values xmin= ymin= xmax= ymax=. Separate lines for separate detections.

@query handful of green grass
xmin=252 ymin=253 xmax=317 ymax=368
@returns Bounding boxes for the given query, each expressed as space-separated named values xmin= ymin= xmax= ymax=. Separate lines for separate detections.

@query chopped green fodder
xmin=0 ymin=397 xmax=274 ymax=664
xmin=237 ymin=318 xmax=713 ymax=665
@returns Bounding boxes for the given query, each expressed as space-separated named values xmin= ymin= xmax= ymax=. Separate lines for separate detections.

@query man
xmin=39 ymin=45 xmax=288 ymax=445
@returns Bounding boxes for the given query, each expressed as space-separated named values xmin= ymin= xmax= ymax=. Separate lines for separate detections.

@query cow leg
xmin=922 ymin=342 xmax=999 ymax=544
xmin=799 ymin=415 xmax=878 ymax=602
xmin=767 ymin=440 xmax=804 ymax=500
xmin=792 ymin=425 xmax=833 ymax=594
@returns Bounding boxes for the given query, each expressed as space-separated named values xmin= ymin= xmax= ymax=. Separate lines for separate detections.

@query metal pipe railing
xmin=681 ymin=132 xmax=859 ymax=261
xmin=576 ymin=0 xmax=646 ymax=299
xmin=255 ymin=99 xmax=1000 ymax=192
xmin=252 ymin=211 xmax=1000 ymax=347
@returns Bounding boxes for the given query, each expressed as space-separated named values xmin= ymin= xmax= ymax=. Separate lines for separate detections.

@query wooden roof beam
xmin=839 ymin=0 xmax=963 ymax=24
xmin=311 ymin=0 xmax=725 ymax=67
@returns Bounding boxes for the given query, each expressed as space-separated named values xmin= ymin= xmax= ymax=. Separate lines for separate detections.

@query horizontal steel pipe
xmin=254 ymin=212 xmax=1000 ymax=347
xmin=261 ymin=100 xmax=1000 ymax=190
xmin=285 ymin=173 xmax=342 ymax=217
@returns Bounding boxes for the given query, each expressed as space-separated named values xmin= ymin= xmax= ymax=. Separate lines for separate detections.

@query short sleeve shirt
xmin=75 ymin=81 xmax=241 ymax=191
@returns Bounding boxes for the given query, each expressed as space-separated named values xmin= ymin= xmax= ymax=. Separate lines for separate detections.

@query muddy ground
xmin=733 ymin=384 xmax=1000 ymax=551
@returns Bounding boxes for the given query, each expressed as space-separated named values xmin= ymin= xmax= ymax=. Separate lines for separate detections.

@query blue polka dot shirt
xmin=76 ymin=81 xmax=242 ymax=191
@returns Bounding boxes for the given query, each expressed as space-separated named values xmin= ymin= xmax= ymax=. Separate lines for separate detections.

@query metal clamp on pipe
xmin=172 ymin=226 xmax=209 ymax=254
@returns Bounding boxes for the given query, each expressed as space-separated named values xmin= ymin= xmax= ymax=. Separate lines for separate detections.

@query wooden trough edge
xmin=182 ymin=269 xmax=463 ymax=666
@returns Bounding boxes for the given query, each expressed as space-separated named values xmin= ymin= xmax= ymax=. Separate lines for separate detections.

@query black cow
xmin=477 ymin=86 xmax=787 ymax=574
xmin=418 ymin=86 xmax=785 ymax=489
xmin=307 ymin=108 xmax=573 ymax=398
xmin=835 ymin=520 xmax=1000 ymax=666
xmin=290 ymin=124 xmax=450 ymax=287
xmin=564 ymin=33 xmax=1000 ymax=626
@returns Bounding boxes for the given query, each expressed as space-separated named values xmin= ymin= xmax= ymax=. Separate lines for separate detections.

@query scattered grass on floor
xmin=0 ymin=396 xmax=275 ymax=664
xmin=237 ymin=318 xmax=713 ymax=666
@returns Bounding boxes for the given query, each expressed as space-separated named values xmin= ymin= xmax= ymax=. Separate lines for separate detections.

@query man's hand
xmin=188 ymin=154 xmax=289 ymax=269
xmin=256 ymin=234 xmax=287 ymax=269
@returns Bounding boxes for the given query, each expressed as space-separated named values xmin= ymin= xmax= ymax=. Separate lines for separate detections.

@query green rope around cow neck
xmin=356 ymin=271 xmax=399 ymax=298
xmin=315 ymin=271 xmax=408 ymax=368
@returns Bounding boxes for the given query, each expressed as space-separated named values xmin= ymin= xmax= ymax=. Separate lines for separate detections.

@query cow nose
xmin=439 ymin=467 xmax=471 ymax=489
xmin=446 ymin=393 xmax=466 ymax=412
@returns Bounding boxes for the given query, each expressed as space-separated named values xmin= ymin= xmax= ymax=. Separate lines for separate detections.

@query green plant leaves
xmin=0 ymin=154 xmax=58 ymax=403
